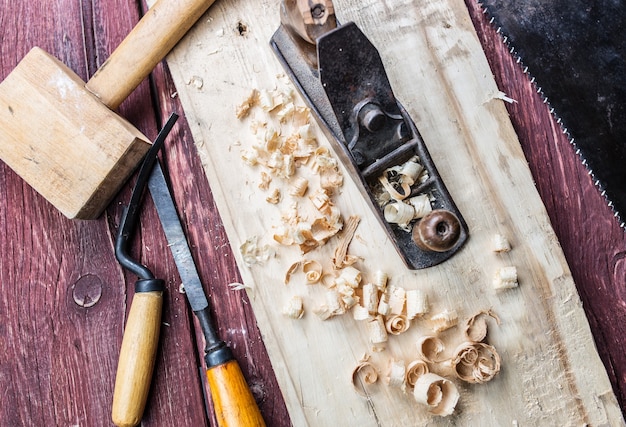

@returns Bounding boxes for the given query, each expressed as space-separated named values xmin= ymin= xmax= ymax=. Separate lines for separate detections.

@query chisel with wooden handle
xmin=113 ymin=113 xmax=266 ymax=426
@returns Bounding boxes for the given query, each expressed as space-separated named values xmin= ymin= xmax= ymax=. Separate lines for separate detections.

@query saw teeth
xmin=476 ymin=0 xmax=626 ymax=229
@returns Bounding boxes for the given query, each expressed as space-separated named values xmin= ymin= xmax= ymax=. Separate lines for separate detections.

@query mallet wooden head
xmin=0 ymin=0 xmax=215 ymax=219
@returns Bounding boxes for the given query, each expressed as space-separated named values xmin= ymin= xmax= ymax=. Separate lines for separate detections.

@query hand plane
xmin=270 ymin=0 xmax=468 ymax=269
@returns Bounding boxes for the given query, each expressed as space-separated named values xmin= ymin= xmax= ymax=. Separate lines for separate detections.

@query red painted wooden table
xmin=0 ymin=1 xmax=623 ymax=425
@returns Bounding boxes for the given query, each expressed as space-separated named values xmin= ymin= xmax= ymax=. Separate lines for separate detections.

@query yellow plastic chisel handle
xmin=111 ymin=290 xmax=163 ymax=427
xmin=206 ymin=359 xmax=266 ymax=427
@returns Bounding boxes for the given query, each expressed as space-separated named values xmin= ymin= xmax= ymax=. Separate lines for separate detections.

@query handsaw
xmin=112 ymin=113 xmax=265 ymax=427
xmin=476 ymin=0 xmax=626 ymax=227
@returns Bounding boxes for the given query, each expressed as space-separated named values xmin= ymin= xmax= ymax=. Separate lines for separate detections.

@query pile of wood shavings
xmin=235 ymin=82 xmax=519 ymax=418
xmin=236 ymin=78 xmax=345 ymax=255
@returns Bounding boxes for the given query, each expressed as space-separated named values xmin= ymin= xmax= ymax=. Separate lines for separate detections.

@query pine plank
xmin=162 ymin=0 xmax=625 ymax=425
xmin=465 ymin=0 xmax=626 ymax=411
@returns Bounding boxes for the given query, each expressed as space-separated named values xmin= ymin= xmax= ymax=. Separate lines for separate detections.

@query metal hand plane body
xmin=271 ymin=1 xmax=468 ymax=269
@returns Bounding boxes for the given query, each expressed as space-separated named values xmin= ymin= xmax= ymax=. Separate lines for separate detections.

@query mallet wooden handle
xmin=86 ymin=0 xmax=216 ymax=110
xmin=206 ymin=360 xmax=266 ymax=427
xmin=111 ymin=290 xmax=163 ymax=427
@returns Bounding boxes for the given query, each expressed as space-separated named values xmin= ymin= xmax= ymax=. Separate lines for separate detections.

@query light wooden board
xmin=161 ymin=0 xmax=625 ymax=425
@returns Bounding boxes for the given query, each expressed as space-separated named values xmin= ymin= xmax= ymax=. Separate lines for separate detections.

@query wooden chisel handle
xmin=111 ymin=288 xmax=163 ymax=427
xmin=86 ymin=0 xmax=216 ymax=110
xmin=206 ymin=359 xmax=266 ymax=427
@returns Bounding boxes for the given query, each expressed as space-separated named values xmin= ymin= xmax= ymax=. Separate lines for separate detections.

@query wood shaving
xmin=406 ymin=289 xmax=429 ymax=319
xmin=258 ymin=171 xmax=272 ymax=190
xmin=416 ymin=336 xmax=445 ymax=363
xmin=387 ymin=285 xmax=406 ymax=315
xmin=352 ymin=305 xmax=373 ymax=321
xmin=385 ymin=314 xmax=410 ymax=335
xmin=235 ymin=88 xmax=258 ymax=119
xmin=413 ymin=373 xmax=459 ymax=417
xmin=266 ymin=188 xmax=281 ymax=204
xmin=451 ymin=342 xmax=501 ymax=384
xmin=408 ymin=194 xmax=433 ymax=219
xmin=386 ymin=359 xmax=406 ymax=389
xmin=362 ymin=283 xmax=379 ymax=315
xmin=377 ymin=290 xmax=391 ymax=316
xmin=239 ymin=236 xmax=273 ymax=266
xmin=289 ymin=176 xmax=309 ymax=197
xmin=464 ymin=310 xmax=501 ymax=342
xmin=283 ymin=296 xmax=304 ymax=319
xmin=383 ymin=201 xmax=415 ymax=227
xmin=373 ymin=270 xmax=388 ymax=291
xmin=337 ymin=266 xmax=362 ymax=288
xmin=302 ymin=260 xmax=322 ymax=284
xmin=284 ymin=261 xmax=302 ymax=284
xmin=332 ymin=215 xmax=361 ymax=269
xmin=351 ymin=358 xmax=379 ymax=397
xmin=405 ymin=360 xmax=429 ymax=388
xmin=367 ymin=315 xmax=388 ymax=348
xmin=431 ymin=309 xmax=458 ymax=333
xmin=313 ymin=304 xmax=333 ymax=321
xmin=493 ymin=266 xmax=518 ymax=290
xmin=492 ymin=233 xmax=511 ymax=252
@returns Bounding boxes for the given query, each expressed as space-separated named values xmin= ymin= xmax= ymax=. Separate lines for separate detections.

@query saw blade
xmin=477 ymin=0 xmax=626 ymax=228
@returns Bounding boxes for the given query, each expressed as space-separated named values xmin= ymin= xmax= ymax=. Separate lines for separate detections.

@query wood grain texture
xmin=161 ymin=0 xmax=624 ymax=424
xmin=465 ymin=0 xmax=626 ymax=411
xmin=0 ymin=0 xmax=624 ymax=425
xmin=0 ymin=0 xmax=208 ymax=425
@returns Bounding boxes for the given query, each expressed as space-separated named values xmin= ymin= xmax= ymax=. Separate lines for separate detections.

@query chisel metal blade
xmin=147 ymin=160 xmax=209 ymax=312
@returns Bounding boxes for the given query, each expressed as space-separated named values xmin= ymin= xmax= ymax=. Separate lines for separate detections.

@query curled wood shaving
xmin=362 ymin=283 xmax=379 ymax=315
xmin=240 ymin=236 xmax=273 ymax=266
xmin=492 ymin=233 xmax=511 ymax=252
xmin=406 ymin=289 xmax=429 ymax=320
xmin=325 ymin=289 xmax=345 ymax=316
xmin=387 ymin=286 xmax=406 ymax=315
xmin=386 ymin=359 xmax=406 ymax=389
xmin=302 ymin=260 xmax=322 ymax=284
xmin=405 ymin=360 xmax=429 ymax=388
xmin=417 ymin=336 xmax=445 ymax=363
xmin=413 ymin=373 xmax=460 ymax=417
xmin=377 ymin=290 xmax=391 ymax=316
xmin=399 ymin=158 xmax=424 ymax=185
xmin=338 ymin=266 xmax=362 ymax=288
xmin=493 ymin=266 xmax=518 ymax=290
xmin=464 ymin=310 xmax=501 ymax=342
xmin=321 ymin=273 xmax=335 ymax=288
xmin=373 ymin=270 xmax=388 ymax=291
xmin=451 ymin=342 xmax=501 ymax=384
xmin=266 ymin=188 xmax=281 ymax=204
xmin=289 ymin=176 xmax=309 ymax=197
xmin=383 ymin=201 xmax=415 ymax=226
xmin=431 ymin=309 xmax=458 ymax=333
xmin=228 ymin=282 xmax=252 ymax=291
xmin=367 ymin=315 xmax=388 ymax=348
xmin=408 ymin=194 xmax=432 ymax=219
xmin=332 ymin=215 xmax=361 ymax=269
xmin=313 ymin=305 xmax=334 ymax=321
xmin=235 ymin=89 xmax=258 ymax=119
xmin=352 ymin=359 xmax=379 ymax=397
xmin=284 ymin=261 xmax=302 ymax=284
xmin=385 ymin=314 xmax=410 ymax=335
xmin=379 ymin=171 xmax=411 ymax=201
xmin=283 ymin=296 xmax=304 ymax=319
xmin=352 ymin=305 xmax=373 ymax=321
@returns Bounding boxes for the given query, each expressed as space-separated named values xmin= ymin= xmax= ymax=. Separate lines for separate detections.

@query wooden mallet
xmin=0 ymin=0 xmax=215 ymax=219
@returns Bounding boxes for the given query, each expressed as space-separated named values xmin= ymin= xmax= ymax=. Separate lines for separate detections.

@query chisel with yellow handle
xmin=112 ymin=113 xmax=265 ymax=427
